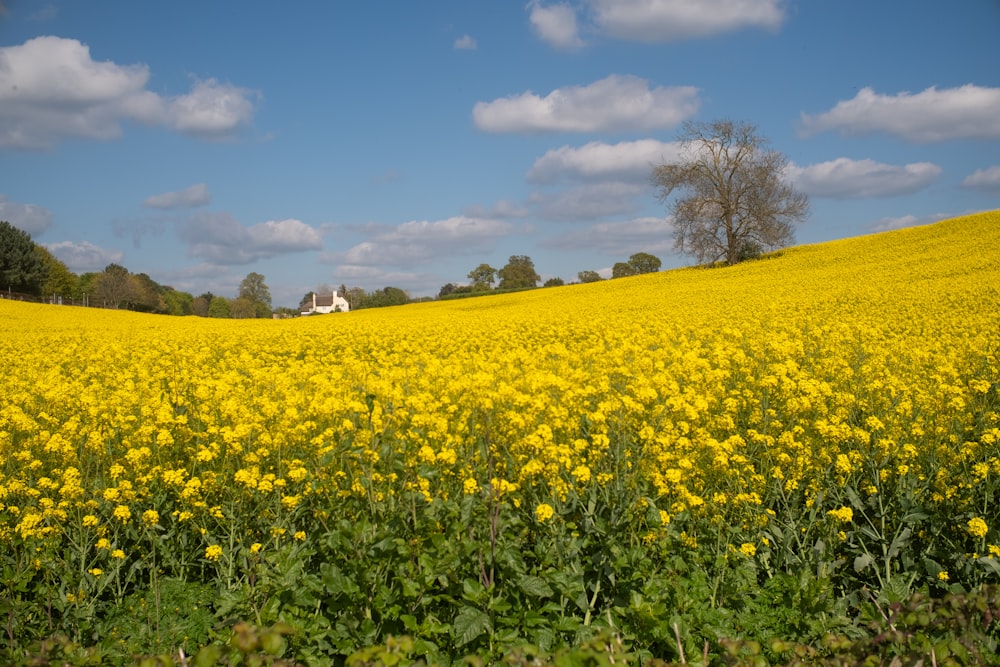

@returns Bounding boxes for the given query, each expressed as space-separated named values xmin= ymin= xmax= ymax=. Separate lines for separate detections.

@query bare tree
xmin=653 ymin=120 xmax=809 ymax=266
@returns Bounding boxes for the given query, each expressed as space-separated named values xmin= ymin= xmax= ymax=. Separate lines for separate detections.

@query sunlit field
xmin=2 ymin=211 xmax=999 ymax=665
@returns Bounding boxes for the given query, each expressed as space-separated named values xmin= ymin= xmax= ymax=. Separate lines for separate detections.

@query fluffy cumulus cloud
xmin=527 ymin=0 xmax=786 ymax=47
xmin=961 ymin=166 xmax=1000 ymax=194
xmin=165 ymin=78 xmax=257 ymax=139
xmin=473 ymin=75 xmax=699 ymax=133
xmin=143 ymin=183 xmax=211 ymax=210
xmin=178 ymin=213 xmax=322 ymax=264
xmin=589 ymin=0 xmax=786 ymax=42
xmin=799 ymin=85 xmax=1000 ymax=143
xmin=328 ymin=216 xmax=513 ymax=269
xmin=786 ymin=158 xmax=942 ymax=198
xmin=529 ymin=1 xmax=584 ymax=49
xmin=45 ymin=240 xmax=124 ymax=272
xmin=528 ymin=139 xmax=683 ymax=184
xmin=0 ymin=37 xmax=257 ymax=150
xmin=540 ymin=216 xmax=674 ymax=257
xmin=453 ymin=34 xmax=477 ymax=50
xmin=0 ymin=194 xmax=54 ymax=235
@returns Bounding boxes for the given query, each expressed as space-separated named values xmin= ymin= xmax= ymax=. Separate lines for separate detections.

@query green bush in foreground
xmin=9 ymin=587 xmax=1000 ymax=666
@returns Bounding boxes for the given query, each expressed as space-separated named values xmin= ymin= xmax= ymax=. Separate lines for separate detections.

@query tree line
xmin=0 ymin=220 xmax=275 ymax=318
xmin=437 ymin=252 xmax=662 ymax=299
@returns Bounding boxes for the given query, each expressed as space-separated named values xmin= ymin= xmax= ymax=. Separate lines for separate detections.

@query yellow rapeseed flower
xmin=967 ymin=517 xmax=989 ymax=539
xmin=535 ymin=503 xmax=554 ymax=523
xmin=827 ymin=506 xmax=853 ymax=523
xmin=205 ymin=544 xmax=223 ymax=561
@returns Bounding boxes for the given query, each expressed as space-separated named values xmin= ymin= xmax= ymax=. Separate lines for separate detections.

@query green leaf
xmin=453 ymin=606 xmax=492 ymax=647
xmin=977 ymin=556 xmax=1000 ymax=577
xmin=517 ymin=574 xmax=554 ymax=598
xmin=853 ymin=553 xmax=874 ymax=573
xmin=887 ymin=526 xmax=912 ymax=559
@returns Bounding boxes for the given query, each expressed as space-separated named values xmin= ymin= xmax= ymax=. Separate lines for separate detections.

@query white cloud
xmin=532 ymin=182 xmax=645 ymax=221
xmin=786 ymin=158 xmax=942 ymax=198
xmin=590 ymin=0 xmax=786 ymax=42
xmin=165 ymin=78 xmax=257 ymax=139
xmin=800 ymin=85 xmax=1000 ymax=143
xmin=248 ymin=219 xmax=323 ymax=250
xmin=0 ymin=37 xmax=258 ymax=150
xmin=143 ymin=183 xmax=211 ymax=209
xmin=961 ymin=166 xmax=1000 ymax=194
xmin=45 ymin=240 xmax=124 ymax=272
xmin=528 ymin=139 xmax=683 ymax=184
xmin=529 ymin=2 xmax=584 ymax=49
xmin=179 ymin=213 xmax=322 ymax=264
xmin=327 ymin=216 xmax=513 ymax=268
xmin=473 ymin=74 xmax=699 ymax=133
xmin=540 ymin=216 xmax=674 ymax=256
xmin=454 ymin=34 xmax=477 ymax=50
xmin=462 ymin=199 xmax=530 ymax=219
xmin=0 ymin=194 xmax=54 ymax=235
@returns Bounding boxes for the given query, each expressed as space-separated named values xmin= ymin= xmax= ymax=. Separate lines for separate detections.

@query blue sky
xmin=1 ymin=0 xmax=998 ymax=306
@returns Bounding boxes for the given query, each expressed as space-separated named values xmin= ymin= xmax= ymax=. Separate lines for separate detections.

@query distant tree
xmin=77 ymin=272 xmax=98 ymax=304
xmin=438 ymin=283 xmax=458 ymax=298
xmin=207 ymin=295 xmax=232 ymax=318
xmin=192 ymin=293 xmax=213 ymax=317
xmin=0 ymin=220 xmax=47 ymax=294
xmin=343 ymin=286 xmax=365 ymax=310
xmin=628 ymin=252 xmax=662 ymax=274
xmin=238 ymin=272 xmax=272 ymax=318
xmin=543 ymin=277 xmax=565 ymax=287
xmin=367 ymin=286 xmax=408 ymax=308
xmin=498 ymin=255 xmax=540 ymax=290
xmin=36 ymin=245 xmax=77 ymax=299
xmin=131 ymin=273 xmax=167 ymax=313
xmin=93 ymin=263 xmax=137 ymax=309
xmin=578 ymin=270 xmax=603 ymax=283
xmin=653 ymin=119 xmax=809 ymax=266
xmin=162 ymin=287 xmax=194 ymax=316
xmin=230 ymin=296 xmax=258 ymax=319
xmin=611 ymin=262 xmax=635 ymax=279
xmin=467 ymin=263 xmax=498 ymax=291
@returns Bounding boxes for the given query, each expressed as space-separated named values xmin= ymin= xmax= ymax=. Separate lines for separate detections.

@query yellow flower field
xmin=1 ymin=210 xmax=999 ymax=663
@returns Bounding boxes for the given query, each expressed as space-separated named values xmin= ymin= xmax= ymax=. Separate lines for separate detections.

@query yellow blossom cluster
xmin=0 ymin=211 xmax=998 ymax=581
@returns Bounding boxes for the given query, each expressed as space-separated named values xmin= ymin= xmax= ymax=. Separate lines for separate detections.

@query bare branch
xmin=652 ymin=119 xmax=809 ymax=266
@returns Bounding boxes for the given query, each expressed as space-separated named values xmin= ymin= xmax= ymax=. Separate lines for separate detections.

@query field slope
xmin=1 ymin=211 xmax=999 ymax=665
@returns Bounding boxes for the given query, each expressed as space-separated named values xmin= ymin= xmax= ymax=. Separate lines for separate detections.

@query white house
xmin=301 ymin=291 xmax=350 ymax=315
